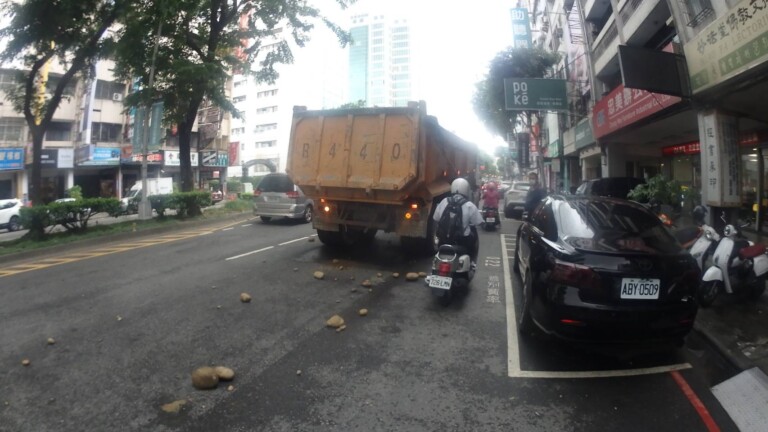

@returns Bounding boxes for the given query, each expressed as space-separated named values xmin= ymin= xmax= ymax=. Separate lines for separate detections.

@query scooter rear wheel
xmin=747 ymin=275 xmax=767 ymax=300
xmin=697 ymin=280 xmax=721 ymax=307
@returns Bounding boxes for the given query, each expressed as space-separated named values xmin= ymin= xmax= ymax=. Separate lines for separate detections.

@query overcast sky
xmin=289 ymin=0 xmax=522 ymax=156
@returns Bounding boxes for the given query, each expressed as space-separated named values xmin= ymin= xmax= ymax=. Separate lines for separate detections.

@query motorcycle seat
xmin=739 ymin=243 xmax=766 ymax=259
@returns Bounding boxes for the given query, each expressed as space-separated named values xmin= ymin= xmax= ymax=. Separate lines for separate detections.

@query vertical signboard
xmin=228 ymin=141 xmax=240 ymax=167
xmin=504 ymin=79 xmax=568 ymax=111
xmin=517 ymin=132 xmax=530 ymax=169
xmin=510 ymin=8 xmax=531 ymax=48
xmin=701 ymin=111 xmax=740 ymax=206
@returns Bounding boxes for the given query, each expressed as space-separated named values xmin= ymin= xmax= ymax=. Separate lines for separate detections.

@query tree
xmin=472 ymin=47 xmax=560 ymax=165
xmin=112 ymin=0 xmax=353 ymax=216
xmin=0 ymin=0 xmax=128 ymax=222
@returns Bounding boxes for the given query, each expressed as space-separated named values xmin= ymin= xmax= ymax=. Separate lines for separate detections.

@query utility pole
xmin=138 ymin=19 xmax=163 ymax=220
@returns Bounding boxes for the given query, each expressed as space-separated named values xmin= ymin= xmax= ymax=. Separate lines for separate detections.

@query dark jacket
xmin=524 ymin=185 xmax=547 ymax=214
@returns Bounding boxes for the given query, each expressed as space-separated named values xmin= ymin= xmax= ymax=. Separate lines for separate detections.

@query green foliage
xmin=66 ymin=185 xmax=83 ymax=200
xmin=19 ymin=207 xmax=53 ymax=241
xmin=473 ymin=47 xmax=561 ymax=138
xmin=224 ymin=199 xmax=252 ymax=212
xmin=209 ymin=179 xmax=221 ymax=191
xmin=336 ymin=100 xmax=367 ymax=109
xmin=170 ymin=191 xmax=212 ymax=218
xmin=148 ymin=194 xmax=174 ymax=217
xmin=20 ymin=198 xmax=121 ymax=239
xmin=627 ymin=175 xmax=683 ymax=207
xmin=226 ymin=179 xmax=243 ymax=193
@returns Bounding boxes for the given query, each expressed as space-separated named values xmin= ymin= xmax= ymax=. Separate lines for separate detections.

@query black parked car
xmin=513 ymin=195 xmax=700 ymax=344
xmin=574 ymin=177 xmax=644 ymax=199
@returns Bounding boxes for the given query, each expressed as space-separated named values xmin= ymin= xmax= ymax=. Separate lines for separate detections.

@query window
xmin=531 ymin=200 xmax=558 ymax=242
xmin=0 ymin=70 xmax=19 ymax=91
xmin=234 ymin=80 xmax=246 ymax=88
xmin=91 ymin=122 xmax=122 ymax=142
xmin=0 ymin=118 xmax=24 ymax=143
xmin=94 ymin=80 xmax=126 ymax=100
xmin=256 ymin=140 xmax=276 ymax=148
xmin=233 ymin=95 xmax=246 ymax=103
xmin=679 ymin=0 xmax=714 ymax=27
xmin=256 ymin=89 xmax=278 ymax=98
xmin=254 ymin=123 xmax=277 ymax=133
xmin=231 ymin=127 xmax=245 ymax=135
xmin=45 ymin=121 xmax=73 ymax=141
xmin=46 ymin=75 xmax=76 ymax=97
xmin=256 ymin=106 xmax=278 ymax=114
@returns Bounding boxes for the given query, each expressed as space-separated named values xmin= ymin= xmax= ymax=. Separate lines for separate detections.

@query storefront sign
xmin=164 ymin=150 xmax=199 ymax=167
xmin=574 ymin=118 xmax=594 ymax=150
xmin=58 ymin=148 xmax=74 ymax=168
xmin=0 ymin=148 xmax=24 ymax=170
xmin=662 ymin=142 xmax=701 ymax=156
xmin=201 ymin=150 xmax=228 ymax=167
xmin=76 ymin=145 xmax=120 ymax=166
xmin=701 ymin=111 xmax=740 ymax=206
xmin=547 ymin=139 xmax=561 ymax=158
xmin=685 ymin=0 xmax=768 ymax=94
xmin=504 ymin=78 xmax=568 ymax=111
xmin=593 ymin=84 xmax=681 ymax=139
xmin=40 ymin=149 xmax=58 ymax=167
xmin=120 ymin=145 xmax=164 ymax=164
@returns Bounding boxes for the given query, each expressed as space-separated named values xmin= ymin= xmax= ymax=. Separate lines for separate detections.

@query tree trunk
xmin=178 ymin=96 xmax=204 ymax=216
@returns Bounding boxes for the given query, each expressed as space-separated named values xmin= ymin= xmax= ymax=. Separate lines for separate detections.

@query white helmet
xmin=450 ymin=178 xmax=471 ymax=198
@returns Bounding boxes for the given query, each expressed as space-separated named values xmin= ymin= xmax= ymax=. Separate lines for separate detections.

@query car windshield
xmin=513 ymin=182 xmax=530 ymax=191
xmin=258 ymin=174 xmax=294 ymax=193
xmin=554 ymin=199 xmax=682 ymax=254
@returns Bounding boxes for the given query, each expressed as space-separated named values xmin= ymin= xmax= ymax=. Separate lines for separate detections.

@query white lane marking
xmin=501 ymin=233 xmax=693 ymax=379
xmin=226 ymin=246 xmax=274 ymax=261
xmin=279 ymin=236 xmax=309 ymax=246
xmin=222 ymin=228 xmax=234 ymax=231
xmin=242 ymin=224 xmax=253 ymax=227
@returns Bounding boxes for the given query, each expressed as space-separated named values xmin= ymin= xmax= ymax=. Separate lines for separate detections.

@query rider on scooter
xmin=433 ymin=178 xmax=484 ymax=263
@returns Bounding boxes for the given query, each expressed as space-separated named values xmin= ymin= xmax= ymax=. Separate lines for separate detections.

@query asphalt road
xmin=0 ymin=215 xmax=743 ymax=431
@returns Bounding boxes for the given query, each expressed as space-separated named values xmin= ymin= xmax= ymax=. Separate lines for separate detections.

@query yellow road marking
xmin=0 ymin=218 xmax=250 ymax=278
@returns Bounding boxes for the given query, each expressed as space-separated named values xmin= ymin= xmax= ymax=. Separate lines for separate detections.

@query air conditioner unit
xmin=112 ymin=93 xmax=123 ymax=102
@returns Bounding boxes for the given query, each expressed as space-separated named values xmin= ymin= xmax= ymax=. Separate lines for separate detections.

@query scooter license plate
xmin=485 ymin=217 xmax=496 ymax=223
xmin=429 ymin=275 xmax=452 ymax=290
xmin=620 ymin=278 xmax=660 ymax=299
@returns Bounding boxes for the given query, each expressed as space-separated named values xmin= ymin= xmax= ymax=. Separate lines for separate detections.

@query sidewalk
xmin=693 ymin=228 xmax=768 ymax=376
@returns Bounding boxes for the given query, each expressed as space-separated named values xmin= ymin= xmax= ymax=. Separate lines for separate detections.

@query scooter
xmin=482 ymin=207 xmax=500 ymax=231
xmin=425 ymin=243 xmax=475 ymax=305
xmin=671 ymin=206 xmax=719 ymax=271
xmin=698 ymin=216 xmax=768 ymax=307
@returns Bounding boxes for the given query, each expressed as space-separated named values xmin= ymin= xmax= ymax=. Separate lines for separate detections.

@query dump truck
xmin=286 ymin=101 xmax=478 ymax=253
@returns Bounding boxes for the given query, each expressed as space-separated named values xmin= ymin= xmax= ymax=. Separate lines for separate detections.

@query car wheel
xmin=7 ymin=215 xmax=20 ymax=232
xmin=697 ymin=280 xmax=721 ymax=307
xmin=303 ymin=206 xmax=313 ymax=224
xmin=518 ymin=269 xmax=534 ymax=334
xmin=260 ymin=216 xmax=272 ymax=223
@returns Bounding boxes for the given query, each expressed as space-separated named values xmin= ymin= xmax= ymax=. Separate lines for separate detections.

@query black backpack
xmin=436 ymin=195 xmax=467 ymax=244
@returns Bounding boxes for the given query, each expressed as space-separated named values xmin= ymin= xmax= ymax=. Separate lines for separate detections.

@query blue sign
xmin=510 ymin=8 xmax=532 ymax=49
xmin=0 ymin=148 xmax=24 ymax=170
xmin=76 ymin=145 xmax=121 ymax=166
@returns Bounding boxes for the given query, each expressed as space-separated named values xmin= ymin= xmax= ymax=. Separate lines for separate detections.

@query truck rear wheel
xmin=317 ymin=229 xmax=343 ymax=247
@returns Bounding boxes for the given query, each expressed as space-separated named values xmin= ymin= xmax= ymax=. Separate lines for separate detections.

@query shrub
xmin=170 ymin=191 xmax=212 ymax=218
xmin=149 ymin=194 xmax=173 ymax=217
xmin=226 ymin=179 xmax=242 ymax=193
xmin=224 ymin=199 xmax=252 ymax=212
xmin=627 ymin=175 xmax=683 ymax=208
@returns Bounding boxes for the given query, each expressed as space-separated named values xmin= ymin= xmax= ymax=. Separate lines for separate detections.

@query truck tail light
xmin=253 ymin=189 xmax=261 ymax=197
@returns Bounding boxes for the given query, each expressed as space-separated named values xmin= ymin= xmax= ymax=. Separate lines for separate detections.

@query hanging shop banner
xmin=228 ymin=141 xmax=240 ymax=167
xmin=0 ymin=148 xmax=24 ymax=170
xmin=201 ymin=150 xmax=228 ymax=167
xmin=700 ymin=110 xmax=740 ymax=207
xmin=504 ymin=78 xmax=568 ymax=111
xmin=574 ymin=118 xmax=594 ymax=150
xmin=685 ymin=0 xmax=768 ymax=94
xmin=119 ymin=145 xmax=164 ymax=164
xmin=510 ymin=8 xmax=532 ymax=48
xmin=164 ymin=150 xmax=199 ymax=167
xmin=592 ymin=84 xmax=682 ymax=139
xmin=76 ymin=145 xmax=121 ymax=166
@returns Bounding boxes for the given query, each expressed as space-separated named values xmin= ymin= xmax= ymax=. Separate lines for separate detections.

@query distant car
xmin=52 ymin=198 xmax=91 ymax=223
xmin=253 ymin=173 xmax=313 ymax=223
xmin=0 ymin=198 xmax=23 ymax=232
xmin=513 ymin=195 xmax=700 ymax=344
xmin=211 ymin=190 xmax=224 ymax=203
xmin=503 ymin=181 xmax=531 ymax=218
xmin=574 ymin=177 xmax=645 ymax=200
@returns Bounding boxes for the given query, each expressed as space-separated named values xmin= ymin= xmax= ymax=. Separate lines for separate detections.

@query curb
xmin=0 ymin=211 xmax=254 ymax=265
xmin=693 ymin=320 xmax=753 ymax=372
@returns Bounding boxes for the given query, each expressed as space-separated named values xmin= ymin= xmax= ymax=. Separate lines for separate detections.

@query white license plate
xmin=429 ymin=275 xmax=452 ymax=290
xmin=620 ymin=278 xmax=661 ymax=299
xmin=485 ymin=217 xmax=495 ymax=223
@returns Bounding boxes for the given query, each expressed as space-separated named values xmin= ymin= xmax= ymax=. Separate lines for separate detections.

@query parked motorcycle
xmin=482 ymin=207 xmax=500 ymax=231
xmin=671 ymin=205 xmax=719 ymax=271
xmin=425 ymin=244 xmax=475 ymax=305
xmin=698 ymin=217 xmax=768 ymax=307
